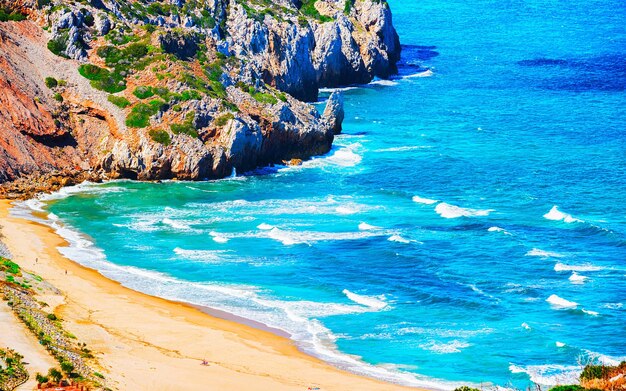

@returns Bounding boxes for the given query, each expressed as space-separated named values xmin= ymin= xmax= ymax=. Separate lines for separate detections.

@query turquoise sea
xmin=17 ymin=0 xmax=626 ymax=388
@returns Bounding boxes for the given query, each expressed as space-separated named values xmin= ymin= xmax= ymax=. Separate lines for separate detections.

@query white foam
xmin=374 ymin=146 xmax=432 ymax=153
xmin=582 ymin=309 xmax=599 ymax=317
xmin=404 ymin=69 xmax=435 ymax=78
xmin=583 ymin=350 xmax=626 ymax=366
xmin=412 ymin=195 xmax=438 ymax=205
xmin=9 ymin=186 xmax=470 ymax=391
xmin=209 ymin=231 xmax=229 ymax=243
xmin=521 ymin=322 xmax=531 ymax=330
xmin=554 ymin=263 xmax=603 ymax=272
xmin=556 ymin=341 xmax=566 ymax=348
xmin=419 ymin=340 xmax=470 ymax=354
xmin=546 ymin=294 xmax=578 ymax=309
xmin=162 ymin=218 xmax=193 ymax=231
xmin=569 ymin=272 xmax=588 ymax=284
xmin=525 ymin=248 xmax=564 ymax=258
xmin=388 ymin=235 xmax=411 ymax=244
xmin=257 ymin=223 xmax=274 ymax=230
xmin=435 ymin=202 xmax=494 ymax=219
xmin=543 ymin=206 xmax=582 ymax=223
xmin=173 ymin=248 xmax=228 ymax=263
xmin=369 ymin=79 xmax=398 ymax=87
xmin=342 ymin=289 xmax=388 ymax=310
xmin=358 ymin=222 xmax=379 ymax=231
xmin=488 ymin=226 xmax=512 ymax=235
xmin=335 ymin=206 xmax=358 ymax=215
xmin=301 ymin=143 xmax=362 ymax=169
xmin=603 ymin=303 xmax=623 ymax=310
xmin=509 ymin=364 xmax=580 ymax=386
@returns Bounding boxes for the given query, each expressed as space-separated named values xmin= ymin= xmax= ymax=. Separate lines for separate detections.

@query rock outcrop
xmin=0 ymin=0 xmax=401 ymax=196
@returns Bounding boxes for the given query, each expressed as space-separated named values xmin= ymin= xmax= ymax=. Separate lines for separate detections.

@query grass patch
xmin=1 ymin=258 xmax=20 ymax=275
xmin=170 ymin=111 xmax=197 ymax=137
xmin=108 ymin=95 xmax=131 ymax=108
xmin=53 ymin=93 xmax=63 ymax=102
xmin=252 ymin=91 xmax=278 ymax=105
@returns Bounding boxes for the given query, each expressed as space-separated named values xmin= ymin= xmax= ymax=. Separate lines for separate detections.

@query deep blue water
xmin=29 ymin=0 xmax=626 ymax=388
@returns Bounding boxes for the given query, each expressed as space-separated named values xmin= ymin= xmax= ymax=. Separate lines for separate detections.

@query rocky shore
xmin=0 ymin=0 xmax=400 ymax=196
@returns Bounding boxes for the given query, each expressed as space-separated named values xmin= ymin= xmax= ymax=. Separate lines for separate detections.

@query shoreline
xmin=0 ymin=199 xmax=420 ymax=390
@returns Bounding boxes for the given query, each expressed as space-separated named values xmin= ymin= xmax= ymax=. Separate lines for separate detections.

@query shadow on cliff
xmin=517 ymin=53 xmax=626 ymax=92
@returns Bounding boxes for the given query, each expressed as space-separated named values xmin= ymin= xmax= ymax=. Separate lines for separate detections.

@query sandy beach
xmin=0 ymin=200 xmax=413 ymax=391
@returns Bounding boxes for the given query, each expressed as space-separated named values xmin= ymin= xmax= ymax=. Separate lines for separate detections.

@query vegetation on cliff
xmin=0 ymin=0 xmax=400 ymax=192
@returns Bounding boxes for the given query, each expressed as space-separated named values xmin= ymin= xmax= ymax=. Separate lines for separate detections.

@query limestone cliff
xmin=0 ymin=0 xmax=400 ymax=195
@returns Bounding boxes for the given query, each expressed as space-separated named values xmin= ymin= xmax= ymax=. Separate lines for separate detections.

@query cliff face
xmin=0 ymin=0 xmax=400 ymax=194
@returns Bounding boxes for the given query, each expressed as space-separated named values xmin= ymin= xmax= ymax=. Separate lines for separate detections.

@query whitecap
xmin=388 ymin=234 xmax=411 ymax=244
xmin=488 ymin=226 xmax=512 ymax=235
xmin=569 ymin=272 xmax=588 ymax=284
xmin=543 ymin=206 xmax=582 ymax=223
xmin=554 ymin=263 xmax=603 ymax=272
xmin=525 ymin=248 xmax=564 ymax=258
xmin=358 ymin=222 xmax=379 ymax=231
xmin=582 ymin=309 xmax=599 ymax=317
xmin=162 ymin=218 xmax=192 ymax=231
xmin=257 ymin=223 xmax=274 ymax=230
xmin=435 ymin=202 xmax=494 ymax=218
xmin=209 ymin=231 xmax=229 ymax=244
xmin=419 ymin=340 xmax=470 ymax=354
xmin=374 ymin=146 xmax=432 ymax=153
xmin=509 ymin=364 xmax=580 ymax=386
xmin=404 ymin=69 xmax=434 ymax=78
xmin=300 ymin=143 xmax=363 ymax=169
xmin=412 ymin=195 xmax=438 ymax=205
xmin=583 ymin=350 xmax=626 ymax=366
xmin=369 ymin=79 xmax=398 ymax=87
xmin=521 ymin=322 xmax=531 ymax=330
xmin=602 ymin=303 xmax=623 ymax=310
xmin=173 ymin=248 xmax=228 ymax=263
xmin=546 ymin=294 xmax=578 ymax=309
xmin=556 ymin=341 xmax=566 ymax=348
xmin=342 ymin=289 xmax=388 ymax=310
xmin=336 ymin=206 xmax=358 ymax=215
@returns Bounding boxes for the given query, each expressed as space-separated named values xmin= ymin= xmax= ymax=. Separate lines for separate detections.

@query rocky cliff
xmin=0 ymin=0 xmax=400 ymax=196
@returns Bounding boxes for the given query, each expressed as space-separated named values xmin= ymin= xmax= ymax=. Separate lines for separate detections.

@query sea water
xmin=22 ymin=0 xmax=626 ymax=388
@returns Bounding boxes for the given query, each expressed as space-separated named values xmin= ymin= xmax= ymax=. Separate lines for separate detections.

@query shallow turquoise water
xmin=33 ymin=0 xmax=626 ymax=388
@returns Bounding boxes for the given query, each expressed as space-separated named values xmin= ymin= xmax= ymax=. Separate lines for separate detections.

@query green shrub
xmin=133 ymin=86 xmax=154 ymax=99
xmin=46 ymin=313 xmax=57 ymax=321
xmin=580 ymin=364 xmax=612 ymax=380
xmin=252 ymin=91 xmax=278 ymax=105
xmin=153 ymin=86 xmax=170 ymax=99
xmin=53 ymin=93 xmax=63 ymax=102
xmin=108 ymin=95 xmax=131 ymax=108
xmin=170 ymin=123 xmax=197 ymax=138
xmin=2 ymin=258 xmax=20 ymax=274
xmin=47 ymin=37 xmax=67 ymax=57
xmin=214 ymin=112 xmax=234 ymax=127
xmin=300 ymin=0 xmax=333 ymax=23
xmin=45 ymin=77 xmax=58 ymax=88
xmin=78 ymin=64 xmax=107 ymax=80
xmin=78 ymin=64 xmax=126 ymax=93
xmin=125 ymin=101 xmax=163 ymax=128
xmin=58 ymin=79 xmax=67 ymax=87
xmin=180 ymin=89 xmax=202 ymax=101
xmin=343 ymin=0 xmax=354 ymax=15
xmin=149 ymin=129 xmax=171 ymax=145
xmin=453 ymin=387 xmax=480 ymax=391
xmin=0 ymin=9 xmax=27 ymax=22
xmin=549 ymin=386 xmax=585 ymax=391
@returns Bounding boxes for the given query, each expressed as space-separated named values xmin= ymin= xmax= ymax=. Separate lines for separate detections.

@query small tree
xmin=48 ymin=367 xmax=62 ymax=383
